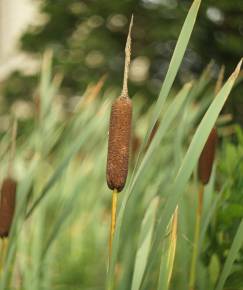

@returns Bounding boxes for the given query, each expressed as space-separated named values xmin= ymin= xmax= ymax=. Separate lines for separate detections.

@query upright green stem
xmin=0 ymin=240 xmax=4 ymax=274
xmin=189 ymin=183 xmax=204 ymax=290
xmin=109 ymin=189 xmax=118 ymax=262
xmin=0 ymin=238 xmax=7 ymax=275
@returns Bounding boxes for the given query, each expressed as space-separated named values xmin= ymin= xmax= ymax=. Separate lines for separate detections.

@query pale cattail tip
xmin=0 ymin=177 xmax=17 ymax=238
xmin=198 ymin=127 xmax=218 ymax=185
xmin=106 ymin=97 xmax=132 ymax=192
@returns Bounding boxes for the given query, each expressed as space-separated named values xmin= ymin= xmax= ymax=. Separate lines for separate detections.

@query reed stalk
xmin=189 ymin=183 xmax=204 ymax=290
xmin=109 ymin=189 xmax=118 ymax=259
xmin=0 ymin=239 xmax=8 ymax=276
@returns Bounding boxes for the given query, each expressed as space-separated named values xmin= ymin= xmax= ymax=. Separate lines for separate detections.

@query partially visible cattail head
xmin=106 ymin=97 xmax=132 ymax=192
xmin=198 ymin=127 xmax=218 ymax=185
xmin=145 ymin=121 xmax=160 ymax=151
xmin=132 ymin=134 xmax=141 ymax=159
xmin=0 ymin=177 xmax=17 ymax=238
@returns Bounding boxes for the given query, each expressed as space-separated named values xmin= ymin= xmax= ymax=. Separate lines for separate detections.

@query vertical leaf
xmin=144 ymin=0 xmax=201 ymax=147
xmin=131 ymin=197 xmax=159 ymax=290
xmin=157 ymin=207 xmax=178 ymax=290
xmin=215 ymin=218 xmax=243 ymax=290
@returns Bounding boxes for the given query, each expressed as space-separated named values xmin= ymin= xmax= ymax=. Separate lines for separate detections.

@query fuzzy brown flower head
xmin=145 ymin=121 xmax=160 ymax=151
xmin=132 ymin=134 xmax=141 ymax=158
xmin=106 ymin=97 xmax=132 ymax=192
xmin=198 ymin=127 xmax=218 ymax=185
xmin=0 ymin=177 xmax=17 ymax=238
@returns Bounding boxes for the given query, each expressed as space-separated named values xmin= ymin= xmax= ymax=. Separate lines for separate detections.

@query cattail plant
xmin=0 ymin=120 xmax=17 ymax=272
xmin=0 ymin=177 xmax=17 ymax=238
xmin=189 ymin=127 xmax=218 ymax=290
xmin=198 ymin=127 xmax=218 ymax=185
xmin=106 ymin=16 xmax=133 ymax=257
xmin=106 ymin=97 xmax=132 ymax=192
xmin=197 ymin=66 xmax=223 ymax=188
xmin=197 ymin=66 xmax=223 ymax=187
xmin=189 ymin=67 xmax=223 ymax=290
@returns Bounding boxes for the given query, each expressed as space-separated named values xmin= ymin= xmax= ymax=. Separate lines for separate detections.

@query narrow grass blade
xmin=129 ymin=0 xmax=202 ymax=212
xmin=42 ymin=178 xmax=84 ymax=258
xmin=158 ymin=207 xmax=178 ymax=290
xmin=129 ymin=0 xmax=201 ymax=187
xmin=199 ymin=183 xmax=228 ymax=249
xmin=215 ymin=218 xmax=243 ymax=290
xmin=26 ymin=115 xmax=99 ymax=218
xmin=131 ymin=197 xmax=158 ymax=290
xmin=144 ymin=0 xmax=201 ymax=147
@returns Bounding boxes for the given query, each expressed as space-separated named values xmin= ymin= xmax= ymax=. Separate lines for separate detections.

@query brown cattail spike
xmin=145 ymin=121 xmax=159 ymax=151
xmin=107 ymin=97 xmax=132 ymax=192
xmin=0 ymin=178 xmax=17 ymax=238
xmin=106 ymin=16 xmax=133 ymax=192
xmin=198 ymin=127 xmax=218 ymax=185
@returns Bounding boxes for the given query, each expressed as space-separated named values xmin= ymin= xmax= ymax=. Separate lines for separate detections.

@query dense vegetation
xmin=0 ymin=1 xmax=242 ymax=290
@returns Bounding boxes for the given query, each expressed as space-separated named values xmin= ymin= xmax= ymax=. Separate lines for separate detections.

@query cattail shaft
xmin=0 ymin=238 xmax=8 ymax=274
xmin=0 ymin=178 xmax=17 ymax=238
xmin=109 ymin=189 xmax=118 ymax=257
xmin=107 ymin=97 xmax=132 ymax=192
xmin=189 ymin=184 xmax=204 ymax=290
xmin=198 ymin=127 xmax=218 ymax=185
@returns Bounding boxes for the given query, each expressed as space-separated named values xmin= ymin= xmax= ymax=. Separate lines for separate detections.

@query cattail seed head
xmin=145 ymin=121 xmax=159 ymax=151
xmin=0 ymin=177 xmax=17 ymax=238
xmin=132 ymin=134 xmax=141 ymax=159
xmin=198 ymin=127 xmax=218 ymax=185
xmin=106 ymin=96 xmax=132 ymax=192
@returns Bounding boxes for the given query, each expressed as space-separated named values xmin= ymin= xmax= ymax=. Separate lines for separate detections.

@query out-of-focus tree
xmin=2 ymin=0 xmax=243 ymax=119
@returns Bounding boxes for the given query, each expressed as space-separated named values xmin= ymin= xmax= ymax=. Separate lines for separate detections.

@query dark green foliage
xmin=203 ymin=127 xmax=243 ymax=284
xmin=2 ymin=0 xmax=243 ymax=116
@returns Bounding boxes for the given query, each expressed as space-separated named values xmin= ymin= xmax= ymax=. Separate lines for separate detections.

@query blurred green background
xmin=0 ymin=1 xmax=243 ymax=290
xmin=1 ymin=0 xmax=243 ymax=124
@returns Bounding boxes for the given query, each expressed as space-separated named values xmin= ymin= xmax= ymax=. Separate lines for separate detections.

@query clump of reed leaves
xmin=0 ymin=1 xmax=243 ymax=290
